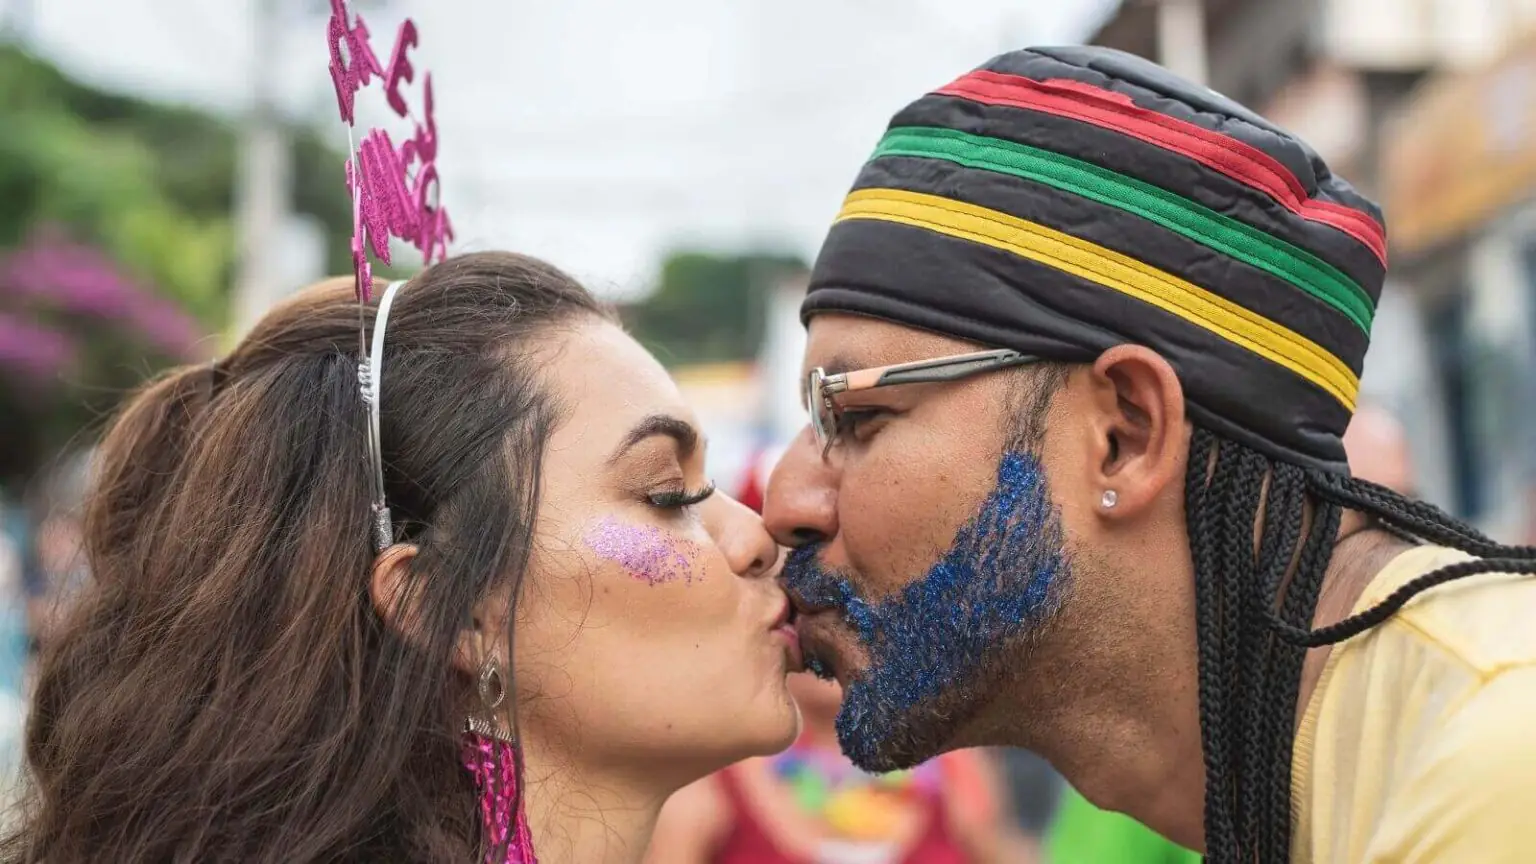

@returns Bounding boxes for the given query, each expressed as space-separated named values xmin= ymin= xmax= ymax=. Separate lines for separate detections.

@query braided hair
xmin=1186 ymin=426 xmax=1536 ymax=863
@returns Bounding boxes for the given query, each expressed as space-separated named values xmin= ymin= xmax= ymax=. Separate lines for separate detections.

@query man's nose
xmin=763 ymin=426 xmax=839 ymax=549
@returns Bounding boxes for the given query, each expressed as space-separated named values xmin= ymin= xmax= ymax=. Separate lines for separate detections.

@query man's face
xmin=764 ymin=314 xmax=1076 ymax=772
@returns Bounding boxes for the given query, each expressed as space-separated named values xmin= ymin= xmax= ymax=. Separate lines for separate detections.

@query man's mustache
xmin=779 ymin=545 xmax=857 ymax=681
xmin=779 ymin=545 xmax=858 ymax=615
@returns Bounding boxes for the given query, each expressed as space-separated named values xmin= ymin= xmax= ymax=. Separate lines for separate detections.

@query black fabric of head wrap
xmin=804 ymin=45 xmax=1387 ymax=472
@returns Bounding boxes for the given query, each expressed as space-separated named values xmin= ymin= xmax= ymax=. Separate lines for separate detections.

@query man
xmin=765 ymin=46 xmax=1536 ymax=863
xmin=1045 ymin=399 xmax=1419 ymax=863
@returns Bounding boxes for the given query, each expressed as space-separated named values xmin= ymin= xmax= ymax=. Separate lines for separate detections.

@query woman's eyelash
xmin=647 ymin=482 xmax=716 ymax=509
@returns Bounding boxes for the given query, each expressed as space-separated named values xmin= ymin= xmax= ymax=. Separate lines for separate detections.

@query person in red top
xmin=731 ymin=443 xmax=781 ymax=516
xmin=646 ymin=672 xmax=1036 ymax=864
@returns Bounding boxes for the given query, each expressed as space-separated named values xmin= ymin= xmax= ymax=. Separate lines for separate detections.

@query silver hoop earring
xmin=466 ymin=657 xmax=513 ymax=742
xmin=477 ymin=656 xmax=507 ymax=712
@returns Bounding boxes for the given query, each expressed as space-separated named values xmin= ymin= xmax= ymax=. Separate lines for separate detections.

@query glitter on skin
xmin=781 ymin=451 xmax=1068 ymax=770
xmin=583 ymin=517 xmax=700 ymax=586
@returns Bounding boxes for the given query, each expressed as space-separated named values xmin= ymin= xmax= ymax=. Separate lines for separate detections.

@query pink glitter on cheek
xmin=583 ymin=518 xmax=700 ymax=587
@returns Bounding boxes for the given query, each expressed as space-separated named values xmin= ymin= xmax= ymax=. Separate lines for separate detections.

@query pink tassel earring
xmin=462 ymin=657 xmax=537 ymax=864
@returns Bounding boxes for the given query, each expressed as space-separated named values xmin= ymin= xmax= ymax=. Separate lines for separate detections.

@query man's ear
xmin=1085 ymin=345 xmax=1188 ymax=519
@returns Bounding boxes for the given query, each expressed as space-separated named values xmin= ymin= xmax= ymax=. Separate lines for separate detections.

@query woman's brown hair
xmin=3 ymin=251 xmax=604 ymax=862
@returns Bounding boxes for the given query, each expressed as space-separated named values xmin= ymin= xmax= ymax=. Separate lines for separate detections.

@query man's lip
xmin=784 ymin=590 xmax=835 ymax=617
xmin=790 ymin=613 xmax=846 ymax=682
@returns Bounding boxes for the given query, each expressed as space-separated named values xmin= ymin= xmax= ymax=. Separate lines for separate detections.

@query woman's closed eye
xmin=647 ymin=481 xmax=717 ymax=512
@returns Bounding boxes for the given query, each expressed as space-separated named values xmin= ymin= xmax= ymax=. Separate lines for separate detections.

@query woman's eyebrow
xmin=607 ymin=414 xmax=699 ymax=466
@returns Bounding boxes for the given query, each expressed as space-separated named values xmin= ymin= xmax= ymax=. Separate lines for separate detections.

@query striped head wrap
xmin=804 ymin=46 xmax=1387 ymax=473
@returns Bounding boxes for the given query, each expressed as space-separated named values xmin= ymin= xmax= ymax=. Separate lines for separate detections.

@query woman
xmin=647 ymin=652 xmax=1038 ymax=863
xmin=2 ymin=251 xmax=802 ymax=863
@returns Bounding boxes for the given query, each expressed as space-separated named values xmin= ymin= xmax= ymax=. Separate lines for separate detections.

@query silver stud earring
xmin=1101 ymin=489 xmax=1118 ymax=509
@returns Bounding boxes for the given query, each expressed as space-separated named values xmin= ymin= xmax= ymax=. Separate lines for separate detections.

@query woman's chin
xmin=771 ymin=699 xmax=804 ymax=753
xmin=764 ymin=687 xmax=805 ymax=754
xmin=660 ymin=702 xmax=799 ymax=787
xmin=725 ymin=690 xmax=803 ymax=762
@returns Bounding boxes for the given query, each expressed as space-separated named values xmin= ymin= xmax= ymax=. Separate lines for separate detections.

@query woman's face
xmin=508 ymin=318 xmax=800 ymax=783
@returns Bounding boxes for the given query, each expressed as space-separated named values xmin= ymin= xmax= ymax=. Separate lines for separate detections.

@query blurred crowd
xmin=0 ymin=448 xmax=92 ymax=800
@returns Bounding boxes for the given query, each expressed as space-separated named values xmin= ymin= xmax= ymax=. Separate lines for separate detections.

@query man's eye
xmin=834 ymin=408 xmax=890 ymax=441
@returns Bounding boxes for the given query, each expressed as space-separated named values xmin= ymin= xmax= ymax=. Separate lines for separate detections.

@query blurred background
xmin=3 ymin=0 xmax=1536 ymax=858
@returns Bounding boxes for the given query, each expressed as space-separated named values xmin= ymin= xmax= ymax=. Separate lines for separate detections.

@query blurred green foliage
xmin=624 ymin=249 xmax=806 ymax=367
xmin=0 ymin=43 xmax=799 ymax=485
xmin=0 ymin=45 xmax=352 ymax=485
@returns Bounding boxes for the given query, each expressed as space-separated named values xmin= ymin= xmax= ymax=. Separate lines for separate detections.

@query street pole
xmin=1157 ymin=0 xmax=1209 ymax=87
xmin=232 ymin=0 xmax=293 ymax=338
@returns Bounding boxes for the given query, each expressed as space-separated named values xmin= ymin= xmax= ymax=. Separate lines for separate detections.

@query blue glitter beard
xmin=782 ymin=451 xmax=1068 ymax=770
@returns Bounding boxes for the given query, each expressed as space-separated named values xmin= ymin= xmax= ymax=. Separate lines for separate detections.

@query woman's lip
xmin=772 ymin=596 xmax=795 ymax=629
xmin=773 ymin=623 xmax=804 ymax=671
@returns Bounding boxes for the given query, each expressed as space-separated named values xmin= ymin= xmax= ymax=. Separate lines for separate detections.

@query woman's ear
xmin=369 ymin=544 xmax=422 ymax=643
xmin=371 ymin=545 xmax=500 ymax=678
xmin=452 ymin=587 xmax=514 ymax=678
xmin=453 ymin=616 xmax=487 ymax=678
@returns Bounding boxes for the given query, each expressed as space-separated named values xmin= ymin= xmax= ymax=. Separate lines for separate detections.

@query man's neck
xmin=958 ymin=611 xmax=1210 ymax=849
xmin=1297 ymin=517 xmax=1414 ymax=720
xmin=984 ymin=518 xmax=1415 ymax=853
xmin=1025 ymin=666 xmax=1208 ymax=849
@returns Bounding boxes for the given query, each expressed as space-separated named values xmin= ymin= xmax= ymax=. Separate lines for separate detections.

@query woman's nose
xmin=703 ymin=493 xmax=780 ymax=580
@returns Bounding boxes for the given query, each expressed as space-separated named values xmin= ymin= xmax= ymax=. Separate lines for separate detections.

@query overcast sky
xmin=7 ymin=0 xmax=1116 ymax=296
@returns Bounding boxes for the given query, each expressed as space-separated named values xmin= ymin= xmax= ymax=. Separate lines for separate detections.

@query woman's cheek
xmin=582 ymin=517 xmax=702 ymax=587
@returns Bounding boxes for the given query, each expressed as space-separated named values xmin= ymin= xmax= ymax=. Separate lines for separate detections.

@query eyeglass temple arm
xmin=870 ymin=350 xmax=1031 ymax=388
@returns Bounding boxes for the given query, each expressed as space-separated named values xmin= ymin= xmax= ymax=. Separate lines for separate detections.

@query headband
xmin=324 ymin=0 xmax=452 ymax=552
xmin=361 ymin=279 xmax=406 ymax=553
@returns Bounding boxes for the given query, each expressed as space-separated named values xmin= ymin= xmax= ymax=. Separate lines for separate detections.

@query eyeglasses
xmin=804 ymin=348 xmax=1040 ymax=456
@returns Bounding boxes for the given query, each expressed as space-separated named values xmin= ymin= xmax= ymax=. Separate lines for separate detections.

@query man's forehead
xmin=802 ymin=314 xmax=991 ymax=375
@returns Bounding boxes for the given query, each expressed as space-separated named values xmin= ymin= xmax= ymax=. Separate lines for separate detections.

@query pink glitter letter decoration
xmin=383 ymin=20 xmax=420 ymax=118
xmin=402 ymin=75 xmax=454 ymax=263
xmin=348 ymin=161 xmax=373 ymax=291
xmin=326 ymin=0 xmax=453 ymax=302
xmin=351 ymin=130 xmax=414 ymax=264
xmin=327 ymin=0 xmax=383 ymax=126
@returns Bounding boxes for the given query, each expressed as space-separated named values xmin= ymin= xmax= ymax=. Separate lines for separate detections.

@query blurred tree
xmin=0 ymin=45 xmax=354 ymax=485
xmin=625 ymin=249 xmax=807 ymax=367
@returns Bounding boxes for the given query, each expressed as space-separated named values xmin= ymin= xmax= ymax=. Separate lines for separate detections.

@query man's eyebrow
xmin=814 ymin=354 xmax=865 ymax=378
xmin=607 ymin=414 xmax=699 ymax=465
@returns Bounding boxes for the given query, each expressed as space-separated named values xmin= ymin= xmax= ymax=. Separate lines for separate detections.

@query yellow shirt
xmin=1292 ymin=545 xmax=1536 ymax=863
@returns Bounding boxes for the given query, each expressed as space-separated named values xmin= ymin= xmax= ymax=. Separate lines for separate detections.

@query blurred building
xmin=1090 ymin=0 xmax=1536 ymax=538
xmin=671 ymin=360 xmax=765 ymax=497
xmin=1093 ymin=0 xmax=1536 ymax=186
xmin=758 ymin=269 xmax=811 ymax=446
xmin=1381 ymin=29 xmax=1536 ymax=541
